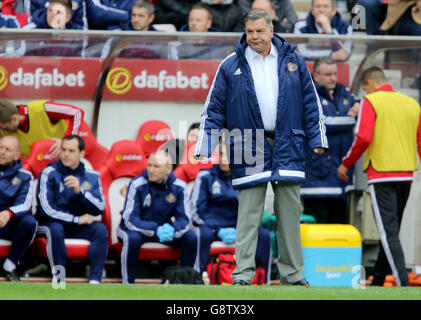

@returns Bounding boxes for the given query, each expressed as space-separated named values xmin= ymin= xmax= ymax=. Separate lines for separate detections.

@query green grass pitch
xmin=0 ymin=282 xmax=420 ymax=300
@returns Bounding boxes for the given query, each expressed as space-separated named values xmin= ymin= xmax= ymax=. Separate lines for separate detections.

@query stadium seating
xmin=79 ymin=121 xmax=109 ymax=171
xmin=98 ymin=139 xmax=182 ymax=260
xmin=22 ymin=139 xmax=59 ymax=179
xmin=0 ymin=240 xmax=11 ymax=260
xmin=136 ymin=120 xmax=174 ymax=158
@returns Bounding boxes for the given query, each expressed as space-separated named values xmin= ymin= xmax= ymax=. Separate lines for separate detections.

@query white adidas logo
xmin=234 ymin=68 xmax=242 ymax=75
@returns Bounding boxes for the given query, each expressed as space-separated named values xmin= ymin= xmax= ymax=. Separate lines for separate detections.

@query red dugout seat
xmin=136 ymin=120 xmax=174 ymax=158
xmin=22 ymin=139 xmax=59 ymax=179
xmin=99 ymin=140 xmax=181 ymax=261
xmin=174 ymin=142 xmax=219 ymax=183
xmin=78 ymin=121 xmax=109 ymax=171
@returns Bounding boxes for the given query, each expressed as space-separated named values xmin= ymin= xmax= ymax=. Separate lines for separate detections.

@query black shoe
xmin=290 ymin=278 xmax=309 ymax=287
xmin=5 ymin=269 xmax=21 ymax=282
xmin=233 ymin=280 xmax=249 ymax=285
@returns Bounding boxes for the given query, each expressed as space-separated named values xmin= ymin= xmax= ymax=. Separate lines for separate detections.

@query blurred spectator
xmin=29 ymin=0 xmax=87 ymax=29
xmin=119 ymin=0 xmax=157 ymax=31
xmin=179 ymin=2 xmax=218 ymax=31
xmin=154 ymin=0 xmax=200 ymax=30
xmin=0 ymin=11 xmax=20 ymax=28
xmin=301 ymin=57 xmax=360 ymax=223
xmin=173 ymin=3 xmax=234 ymax=59
xmin=1 ymin=0 xmax=30 ymax=27
xmin=202 ymin=0 xmax=243 ymax=32
xmin=294 ymin=0 xmax=353 ymax=61
xmin=356 ymin=0 xmax=386 ymax=35
xmin=241 ymin=0 xmax=297 ymax=33
xmin=381 ymin=0 xmax=421 ymax=35
xmin=86 ymin=0 xmax=135 ymax=30
xmin=0 ymin=2 xmax=26 ymax=57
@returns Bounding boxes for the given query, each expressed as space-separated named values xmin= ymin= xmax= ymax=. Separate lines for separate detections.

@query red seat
xmin=22 ymin=139 xmax=59 ymax=178
xmin=0 ymin=240 xmax=11 ymax=258
xmin=78 ymin=121 xmax=109 ymax=171
xmin=136 ymin=120 xmax=174 ymax=158
xmin=99 ymin=140 xmax=181 ymax=261
xmin=174 ymin=142 xmax=219 ymax=183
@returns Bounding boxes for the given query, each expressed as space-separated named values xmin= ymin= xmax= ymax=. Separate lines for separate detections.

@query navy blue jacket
xmin=294 ymin=12 xmax=353 ymax=61
xmin=194 ymin=33 xmax=328 ymax=189
xmin=190 ymin=165 xmax=237 ymax=232
xmin=0 ymin=160 xmax=34 ymax=216
xmin=36 ymin=160 xmax=105 ymax=224
xmin=29 ymin=0 xmax=88 ymax=29
xmin=0 ymin=13 xmax=20 ymax=28
xmin=119 ymin=171 xmax=191 ymax=239
xmin=86 ymin=0 xmax=134 ymax=30
xmin=301 ymin=82 xmax=359 ymax=198
xmin=295 ymin=11 xmax=352 ymax=35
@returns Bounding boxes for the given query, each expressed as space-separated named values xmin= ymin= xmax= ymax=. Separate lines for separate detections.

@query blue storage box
xmin=300 ymin=224 xmax=362 ymax=287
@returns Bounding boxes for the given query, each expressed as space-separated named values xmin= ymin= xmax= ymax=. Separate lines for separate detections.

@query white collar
xmin=245 ymin=42 xmax=278 ymax=60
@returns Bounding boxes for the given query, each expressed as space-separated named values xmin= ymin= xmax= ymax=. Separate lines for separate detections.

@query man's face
xmin=188 ymin=8 xmax=212 ymax=32
xmin=0 ymin=137 xmax=20 ymax=166
xmin=0 ymin=114 xmax=20 ymax=132
xmin=147 ymin=152 xmax=172 ymax=183
xmin=245 ymin=17 xmax=273 ymax=55
xmin=60 ymin=138 xmax=84 ymax=169
xmin=131 ymin=7 xmax=154 ymax=31
xmin=186 ymin=128 xmax=198 ymax=145
xmin=219 ymin=144 xmax=230 ymax=172
xmin=47 ymin=2 xmax=71 ymax=29
xmin=251 ymin=0 xmax=275 ymax=18
xmin=311 ymin=0 xmax=336 ymax=20
xmin=313 ymin=63 xmax=338 ymax=91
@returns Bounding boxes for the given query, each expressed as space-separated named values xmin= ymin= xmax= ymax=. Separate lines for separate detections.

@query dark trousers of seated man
xmin=118 ymin=227 xmax=198 ymax=284
xmin=197 ymin=225 xmax=272 ymax=283
xmin=37 ymin=221 xmax=108 ymax=282
xmin=0 ymin=214 xmax=37 ymax=266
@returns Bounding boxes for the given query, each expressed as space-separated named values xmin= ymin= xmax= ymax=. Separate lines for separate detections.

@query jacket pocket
xmin=290 ymin=129 xmax=305 ymax=161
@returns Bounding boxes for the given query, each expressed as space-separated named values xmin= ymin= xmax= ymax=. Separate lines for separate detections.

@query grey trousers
xmin=231 ymin=180 xmax=305 ymax=284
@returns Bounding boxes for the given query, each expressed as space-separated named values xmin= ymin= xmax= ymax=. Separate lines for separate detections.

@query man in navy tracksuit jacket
xmin=117 ymin=150 xmax=198 ymax=284
xmin=86 ymin=0 xmax=134 ymax=30
xmin=194 ymin=10 xmax=327 ymax=285
xmin=190 ymin=161 xmax=272 ymax=283
xmin=36 ymin=135 xmax=108 ymax=284
xmin=0 ymin=136 xmax=37 ymax=282
xmin=301 ymin=57 xmax=359 ymax=223
xmin=29 ymin=0 xmax=88 ymax=29
xmin=293 ymin=0 xmax=353 ymax=61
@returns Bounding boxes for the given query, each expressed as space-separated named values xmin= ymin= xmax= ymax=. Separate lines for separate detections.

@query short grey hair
xmin=244 ymin=9 xmax=274 ymax=30
xmin=132 ymin=0 xmax=155 ymax=15
xmin=314 ymin=56 xmax=336 ymax=73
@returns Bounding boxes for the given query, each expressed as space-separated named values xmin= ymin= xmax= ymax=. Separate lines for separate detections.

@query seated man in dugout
xmin=0 ymin=136 xmax=37 ymax=282
xmin=35 ymin=134 xmax=108 ymax=284
xmin=117 ymin=150 xmax=198 ymax=284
